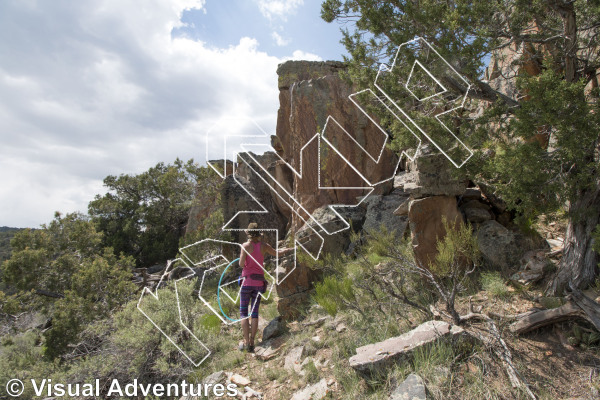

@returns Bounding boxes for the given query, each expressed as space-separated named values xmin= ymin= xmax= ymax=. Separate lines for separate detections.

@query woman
xmin=238 ymin=222 xmax=289 ymax=352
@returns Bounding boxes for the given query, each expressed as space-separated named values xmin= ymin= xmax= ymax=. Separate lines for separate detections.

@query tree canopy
xmin=1 ymin=212 xmax=136 ymax=358
xmin=322 ymin=0 xmax=600 ymax=293
xmin=88 ymin=158 xmax=215 ymax=267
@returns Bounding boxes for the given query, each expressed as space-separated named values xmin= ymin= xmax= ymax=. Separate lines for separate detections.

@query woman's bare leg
xmin=242 ymin=319 xmax=250 ymax=347
xmin=250 ymin=317 xmax=259 ymax=346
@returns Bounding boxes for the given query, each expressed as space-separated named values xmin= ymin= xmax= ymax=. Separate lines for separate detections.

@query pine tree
xmin=322 ymin=0 xmax=600 ymax=294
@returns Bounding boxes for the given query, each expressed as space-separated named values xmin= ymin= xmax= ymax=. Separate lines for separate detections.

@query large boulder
xmin=362 ymin=190 xmax=410 ymax=236
xmin=236 ymin=151 xmax=294 ymax=224
xmin=476 ymin=220 xmax=527 ymax=269
xmin=408 ymin=196 xmax=463 ymax=268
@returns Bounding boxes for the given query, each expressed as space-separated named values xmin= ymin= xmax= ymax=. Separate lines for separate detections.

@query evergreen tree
xmin=322 ymin=0 xmax=600 ymax=294
xmin=88 ymin=158 xmax=216 ymax=267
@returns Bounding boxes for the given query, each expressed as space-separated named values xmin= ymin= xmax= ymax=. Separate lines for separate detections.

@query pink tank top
xmin=242 ymin=242 xmax=265 ymax=287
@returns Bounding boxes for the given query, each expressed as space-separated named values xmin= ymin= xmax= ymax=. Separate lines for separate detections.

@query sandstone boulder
xmin=275 ymin=254 xmax=319 ymax=319
xmin=408 ymin=196 xmax=463 ymax=268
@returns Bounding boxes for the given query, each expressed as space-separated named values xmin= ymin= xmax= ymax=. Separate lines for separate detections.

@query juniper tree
xmin=322 ymin=0 xmax=600 ymax=294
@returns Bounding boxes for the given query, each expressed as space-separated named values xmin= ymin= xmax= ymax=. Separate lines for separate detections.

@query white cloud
xmin=271 ymin=31 xmax=290 ymax=46
xmin=255 ymin=0 xmax=304 ymax=21
xmin=0 ymin=0 xmax=283 ymax=227
xmin=284 ymin=50 xmax=323 ymax=61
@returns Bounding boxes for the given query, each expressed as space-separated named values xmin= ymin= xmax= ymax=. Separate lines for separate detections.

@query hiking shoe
xmin=248 ymin=344 xmax=255 ymax=353
xmin=238 ymin=342 xmax=246 ymax=352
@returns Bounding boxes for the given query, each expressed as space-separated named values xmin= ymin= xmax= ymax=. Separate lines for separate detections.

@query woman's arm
xmin=239 ymin=243 xmax=249 ymax=268
xmin=262 ymin=243 xmax=292 ymax=257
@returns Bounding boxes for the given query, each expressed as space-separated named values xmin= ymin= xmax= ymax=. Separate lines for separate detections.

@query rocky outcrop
xmin=276 ymin=60 xmax=398 ymax=230
xmin=220 ymin=155 xmax=288 ymax=246
xmin=276 ymin=205 xmax=366 ymax=318
xmin=236 ymin=152 xmax=294 ymax=224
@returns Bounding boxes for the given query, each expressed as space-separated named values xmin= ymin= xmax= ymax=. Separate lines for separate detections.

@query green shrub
xmin=313 ymin=275 xmax=355 ymax=316
xmin=480 ymin=271 xmax=511 ymax=299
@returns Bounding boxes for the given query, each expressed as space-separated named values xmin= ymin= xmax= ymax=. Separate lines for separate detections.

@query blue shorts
xmin=240 ymin=286 xmax=262 ymax=319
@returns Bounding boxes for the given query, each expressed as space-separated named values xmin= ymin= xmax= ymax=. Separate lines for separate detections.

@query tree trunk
xmin=547 ymin=185 xmax=600 ymax=295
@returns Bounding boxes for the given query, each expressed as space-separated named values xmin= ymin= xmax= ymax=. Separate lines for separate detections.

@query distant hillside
xmin=0 ymin=227 xmax=24 ymax=263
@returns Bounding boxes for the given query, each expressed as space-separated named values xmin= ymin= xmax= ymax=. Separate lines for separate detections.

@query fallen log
xmin=509 ymin=301 xmax=586 ymax=334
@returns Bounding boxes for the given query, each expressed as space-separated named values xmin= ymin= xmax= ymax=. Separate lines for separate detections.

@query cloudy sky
xmin=0 ymin=0 xmax=348 ymax=228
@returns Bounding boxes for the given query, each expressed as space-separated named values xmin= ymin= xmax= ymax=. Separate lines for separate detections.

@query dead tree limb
xmin=568 ymin=285 xmax=600 ymax=332
xmin=509 ymin=302 xmax=586 ymax=334
xmin=510 ymin=285 xmax=600 ymax=335
xmin=463 ymin=298 xmax=537 ymax=399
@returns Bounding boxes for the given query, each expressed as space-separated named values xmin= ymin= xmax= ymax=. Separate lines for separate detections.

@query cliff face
xmin=275 ymin=61 xmax=398 ymax=230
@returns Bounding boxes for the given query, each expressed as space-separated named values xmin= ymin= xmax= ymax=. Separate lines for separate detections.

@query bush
xmin=480 ymin=271 xmax=511 ymax=299
xmin=313 ymin=219 xmax=481 ymax=326
xmin=313 ymin=275 xmax=355 ymax=317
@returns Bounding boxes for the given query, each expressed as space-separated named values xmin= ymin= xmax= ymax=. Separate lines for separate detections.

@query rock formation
xmin=276 ymin=61 xmax=399 ymax=230
xmin=187 ymin=59 xmax=542 ymax=320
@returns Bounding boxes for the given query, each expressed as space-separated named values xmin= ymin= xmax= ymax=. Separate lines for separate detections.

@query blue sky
xmin=0 ymin=0 xmax=351 ymax=228
xmin=175 ymin=0 xmax=347 ymax=60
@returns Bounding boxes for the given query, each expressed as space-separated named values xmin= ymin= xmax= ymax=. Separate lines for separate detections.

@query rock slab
xmin=285 ymin=345 xmax=305 ymax=373
xmin=290 ymin=378 xmax=329 ymax=400
xmin=389 ymin=374 xmax=427 ymax=400
xmin=349 ymin=321 xmax=465 ymax=374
